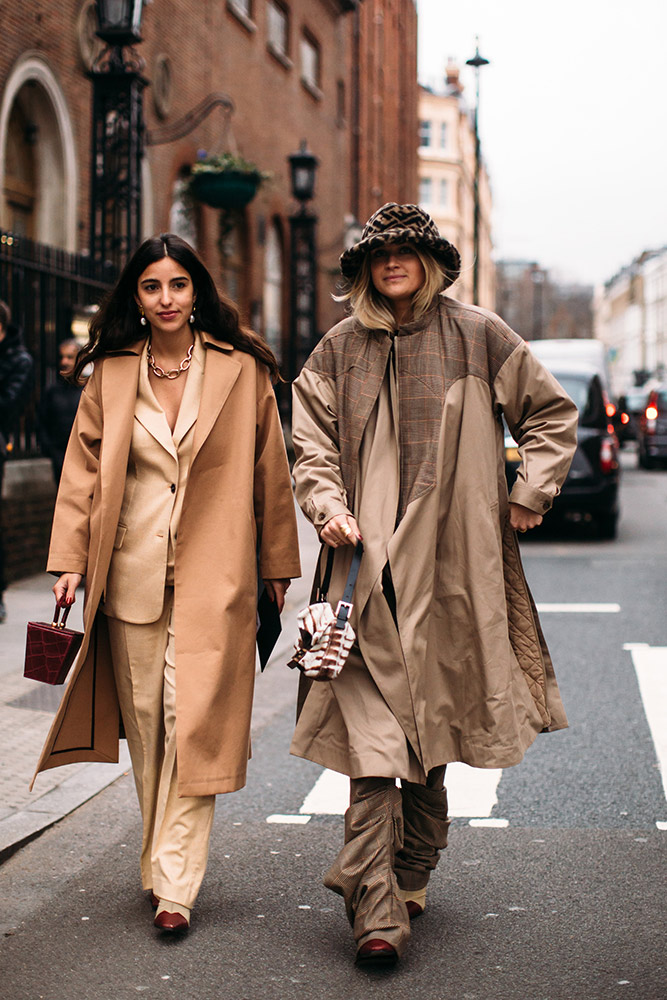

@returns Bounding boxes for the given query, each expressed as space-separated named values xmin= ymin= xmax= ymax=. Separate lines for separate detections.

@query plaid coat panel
xmin=303 ymin=295 xmax=520 ymax=520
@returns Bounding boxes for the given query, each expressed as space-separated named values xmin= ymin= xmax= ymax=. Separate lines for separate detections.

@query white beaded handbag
xmin=288 ymin=541 xmax=363 ymax=681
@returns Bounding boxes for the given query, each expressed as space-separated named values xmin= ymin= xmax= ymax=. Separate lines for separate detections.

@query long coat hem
xmin=32 ymin=333 xmax=300 ymax=797
xmin=290 ymin=294 xmax=577 ymax=782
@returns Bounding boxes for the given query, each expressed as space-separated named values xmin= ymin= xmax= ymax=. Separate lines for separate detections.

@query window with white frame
xmin=267 ymin=0 xmax=288 ymax=57
xmin=419 ymin=119 xmax=431 ymax=147
xmin=419 ymin=176 xmax=433 ymax=205
xmin=440 ymin=122 xmax=448 ymax=149
xmin=301 ymin=32 xmax=320 ymax=91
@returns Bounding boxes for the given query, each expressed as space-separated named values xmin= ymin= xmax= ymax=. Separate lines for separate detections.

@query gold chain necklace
xmin=147 ymin=338 xmax=194 ymax=379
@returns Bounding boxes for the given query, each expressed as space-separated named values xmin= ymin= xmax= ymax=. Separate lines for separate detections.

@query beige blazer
xmin=102 ymin=336 xmax=205 ymax=623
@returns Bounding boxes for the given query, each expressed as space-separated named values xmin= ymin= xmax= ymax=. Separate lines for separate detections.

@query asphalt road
xmin=1 ymin=450 xmax=665 ymax=1000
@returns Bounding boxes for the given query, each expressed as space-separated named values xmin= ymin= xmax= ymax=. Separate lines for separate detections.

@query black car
xmin=637 ymin=384 xmax=667 ymax=468
xmin=505 ymin=363 xmax=621 ymax=538
xmin=616 ymin=387 xmax=650 ymax=446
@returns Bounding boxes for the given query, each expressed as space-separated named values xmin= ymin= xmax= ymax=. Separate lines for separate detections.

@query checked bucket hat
xmin=340 ymin=202 xmax=461 ymax=285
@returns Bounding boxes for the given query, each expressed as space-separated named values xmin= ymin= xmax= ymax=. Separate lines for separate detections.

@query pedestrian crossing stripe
xmin=268 ymin=644 xmax=667 ymax=831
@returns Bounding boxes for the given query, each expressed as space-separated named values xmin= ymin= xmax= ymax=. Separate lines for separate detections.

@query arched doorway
xmin=0 ymin=56 xmax=77 ymax=249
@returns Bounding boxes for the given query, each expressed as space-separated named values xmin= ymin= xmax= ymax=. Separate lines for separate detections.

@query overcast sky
xmin=417 ymin=0 xmax=667 ymax=286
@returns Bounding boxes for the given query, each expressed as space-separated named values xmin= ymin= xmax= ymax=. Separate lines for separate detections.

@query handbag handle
xmin=317 ymin=540 xmax=364 ymax=629
xmin=51 ymin=602 xmax=73 ymax=629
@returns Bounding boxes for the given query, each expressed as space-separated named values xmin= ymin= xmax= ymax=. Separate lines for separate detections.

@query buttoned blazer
xmin=102 ymin=338 xmax=203 ymax=623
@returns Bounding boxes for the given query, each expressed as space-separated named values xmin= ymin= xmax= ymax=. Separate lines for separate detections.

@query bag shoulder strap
xmin=317 ymin=540 xmax=363 ymax=605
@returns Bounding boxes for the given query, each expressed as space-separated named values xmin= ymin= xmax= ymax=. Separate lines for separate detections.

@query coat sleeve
xmin=0 ymin=348 xmax=33 ymax=425
xmin=494 ymin=339 xmax=579 ymax=515
xmin=291 ymin=366 xmax=353 ymax=532
xmin=254 ymin=367 xmax=302 ymax=581
xmin=46 ymin=370 xmax=103 ymax=576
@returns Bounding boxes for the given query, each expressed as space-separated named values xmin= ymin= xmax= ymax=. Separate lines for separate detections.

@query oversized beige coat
xmin=33 ymin=332 xmax=301 ymax=796
xmin=291 ymin=294 xmax=578 ymax=779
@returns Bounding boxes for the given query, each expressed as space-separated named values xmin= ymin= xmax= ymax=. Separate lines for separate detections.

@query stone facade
xmin=594 ymin=248 xmax=667 ymax=394
xmin=417 ymin=66 xmax=494 ymax=309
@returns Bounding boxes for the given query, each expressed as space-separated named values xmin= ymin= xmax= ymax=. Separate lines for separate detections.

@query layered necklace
xmin=147 ymin=337 xmax=194 ymax=379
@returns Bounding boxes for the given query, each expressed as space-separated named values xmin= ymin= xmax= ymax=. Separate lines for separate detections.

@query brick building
xmin=0 ymin=0 xmax=419 ymax=582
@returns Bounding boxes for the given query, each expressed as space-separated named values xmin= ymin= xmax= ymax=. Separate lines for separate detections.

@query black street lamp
xmin=95 ymin=0 xmax=144 ymax=47
xmin=287 ymin=142 xmax=319 ymax=392
xmin=288 ymin=141 xmax=319 ymax=204
xmin=466 ymin=39 xmax=489 ymax=306
xmin=89 ymin=0 xmax=147 ymax=273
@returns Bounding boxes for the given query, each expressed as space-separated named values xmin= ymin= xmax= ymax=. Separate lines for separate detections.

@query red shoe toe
xmin=356 ymin=938 xmax=398 ymax=966
xmin=154 ymin=910 xmax=189 ymax=933
xmin=405 ymin=900 xmax=424 ymax=919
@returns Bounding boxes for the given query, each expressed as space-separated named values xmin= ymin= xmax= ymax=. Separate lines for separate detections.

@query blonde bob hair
xmin=335 ymin=245 xmax=447 ymax=332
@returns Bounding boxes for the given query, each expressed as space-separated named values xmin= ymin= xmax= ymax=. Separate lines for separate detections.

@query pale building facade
xmin=417 ymin=67 xmax=494 ymax=309
xmin=595 ymin=248 xmax=667 ymax=393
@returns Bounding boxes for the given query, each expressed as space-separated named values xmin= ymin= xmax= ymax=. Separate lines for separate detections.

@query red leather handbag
xmin=24 ymin=603 xmax=83 ymax=685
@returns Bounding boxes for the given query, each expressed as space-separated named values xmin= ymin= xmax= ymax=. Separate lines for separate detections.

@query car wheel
xmin=597 ymin=512 xmax=618 ymax=539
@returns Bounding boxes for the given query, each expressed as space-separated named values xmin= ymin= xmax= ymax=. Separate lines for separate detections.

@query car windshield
xmin=553 ymin=373 xmax=606 ymax=428
xmin=624 ymin=390 xmax=649 ymax=410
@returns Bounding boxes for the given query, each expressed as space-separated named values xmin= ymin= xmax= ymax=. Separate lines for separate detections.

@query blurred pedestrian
xmin=37 ymin=338 xmax=83 ymax=484
xmin=33 ymin=234 xmax=301 ymax=933
xmin=0 ymin=299 xmax=34 ymax=623
xmin=290 ymin=203 xmax=578 ymax=966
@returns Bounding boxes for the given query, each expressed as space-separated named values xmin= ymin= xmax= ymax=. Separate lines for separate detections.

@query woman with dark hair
xmin=33 ymin=234 xmax=300 ymax=933
xmin=290 ymin=204 xmax=578 ymax=966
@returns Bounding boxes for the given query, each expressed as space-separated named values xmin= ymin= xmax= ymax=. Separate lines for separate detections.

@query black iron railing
xmin=0 ymin=232 xmax=115 ymax=458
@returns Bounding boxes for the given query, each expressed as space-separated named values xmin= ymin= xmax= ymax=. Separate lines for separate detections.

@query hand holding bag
xmin=24 ymin=602 xmax=84 ymax=685
xmin=288 ymin=540 xmax=363 ymax=681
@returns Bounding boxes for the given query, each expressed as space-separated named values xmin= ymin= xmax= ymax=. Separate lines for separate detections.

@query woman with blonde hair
xmin=290 ymin=203 xmax=578 ymax=966
xmin=33 ymin=234 xmax=300 ymax=934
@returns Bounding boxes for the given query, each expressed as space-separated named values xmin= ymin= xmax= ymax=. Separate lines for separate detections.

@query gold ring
xmin=342 ymin=525 xmax=352 ymax=536
xmin=519 ymin=527 xmax=527 ymax=533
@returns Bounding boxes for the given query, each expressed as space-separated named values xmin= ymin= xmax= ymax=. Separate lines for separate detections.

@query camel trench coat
xmin=33 ymin=332 xmax=301 ymax=796
xmin=291 ymin=294 xmax=578 ymax=779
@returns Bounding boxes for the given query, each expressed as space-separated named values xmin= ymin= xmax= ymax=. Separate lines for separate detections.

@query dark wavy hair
xmin=72 ymin=233 xmax=280 ymax=382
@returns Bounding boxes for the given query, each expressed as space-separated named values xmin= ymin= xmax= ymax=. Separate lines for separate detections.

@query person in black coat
xmin=37 ymin=339 xmax=82 ymax=484
xmin=0 ymin=300 xmax=34 ymax=622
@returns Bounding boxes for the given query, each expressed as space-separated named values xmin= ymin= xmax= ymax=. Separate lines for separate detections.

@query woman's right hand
xmin=53 ymin=573 xmax=83 ymax=607
xmin=320 ymin=514 xmax=363 ymax=548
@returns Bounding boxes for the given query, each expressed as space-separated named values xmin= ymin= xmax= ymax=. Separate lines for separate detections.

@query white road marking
xmin=266 ymin=814 xmax=311 ymax=824
xmin=283 ymin=761 xmax=505 ymax=826
xmin=625 ymin=645 xmax=667 ymax=826
xmin=536 ymin=603 xmax=621 ymax=613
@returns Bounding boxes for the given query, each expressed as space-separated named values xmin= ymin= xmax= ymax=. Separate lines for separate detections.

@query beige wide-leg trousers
xmin=106 ymin=590 xmax=216 ymax=909
xmin=324 ymin=767 xmax=450 ymax=958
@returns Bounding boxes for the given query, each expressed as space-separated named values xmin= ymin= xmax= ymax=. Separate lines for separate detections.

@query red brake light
xmin=620 ymin=412 xmax=630 ymax=424
xmin=600 ymin=437 xmax=617 ymax=474
xmin=646 ymin=405 xmax=659 ymax=420
xmin=606 ymin=402 xmax=616 ymax=418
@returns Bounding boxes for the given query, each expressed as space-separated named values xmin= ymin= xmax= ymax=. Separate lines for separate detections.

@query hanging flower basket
xmin=188 ymin=152 xmax=268 ymax=210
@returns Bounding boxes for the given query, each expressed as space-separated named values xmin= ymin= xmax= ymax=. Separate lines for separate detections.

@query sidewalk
xmin=0 ymin=504 xmax=320 ymax=862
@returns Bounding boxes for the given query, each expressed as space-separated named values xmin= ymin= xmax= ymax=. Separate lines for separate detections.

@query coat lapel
xmin=191 ymin=335 xmax=242 ymax=463
xmin=135 ymin=348 xmax=178 ymax=460
xmin=100 ymin=348 xmax=143 ymax=480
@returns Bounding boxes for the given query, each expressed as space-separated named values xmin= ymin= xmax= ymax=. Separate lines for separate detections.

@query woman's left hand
xmin=509 ymin=502 xmax=543 ymax=533
xmin=263 ymin=578 xmax=291 ymax=613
